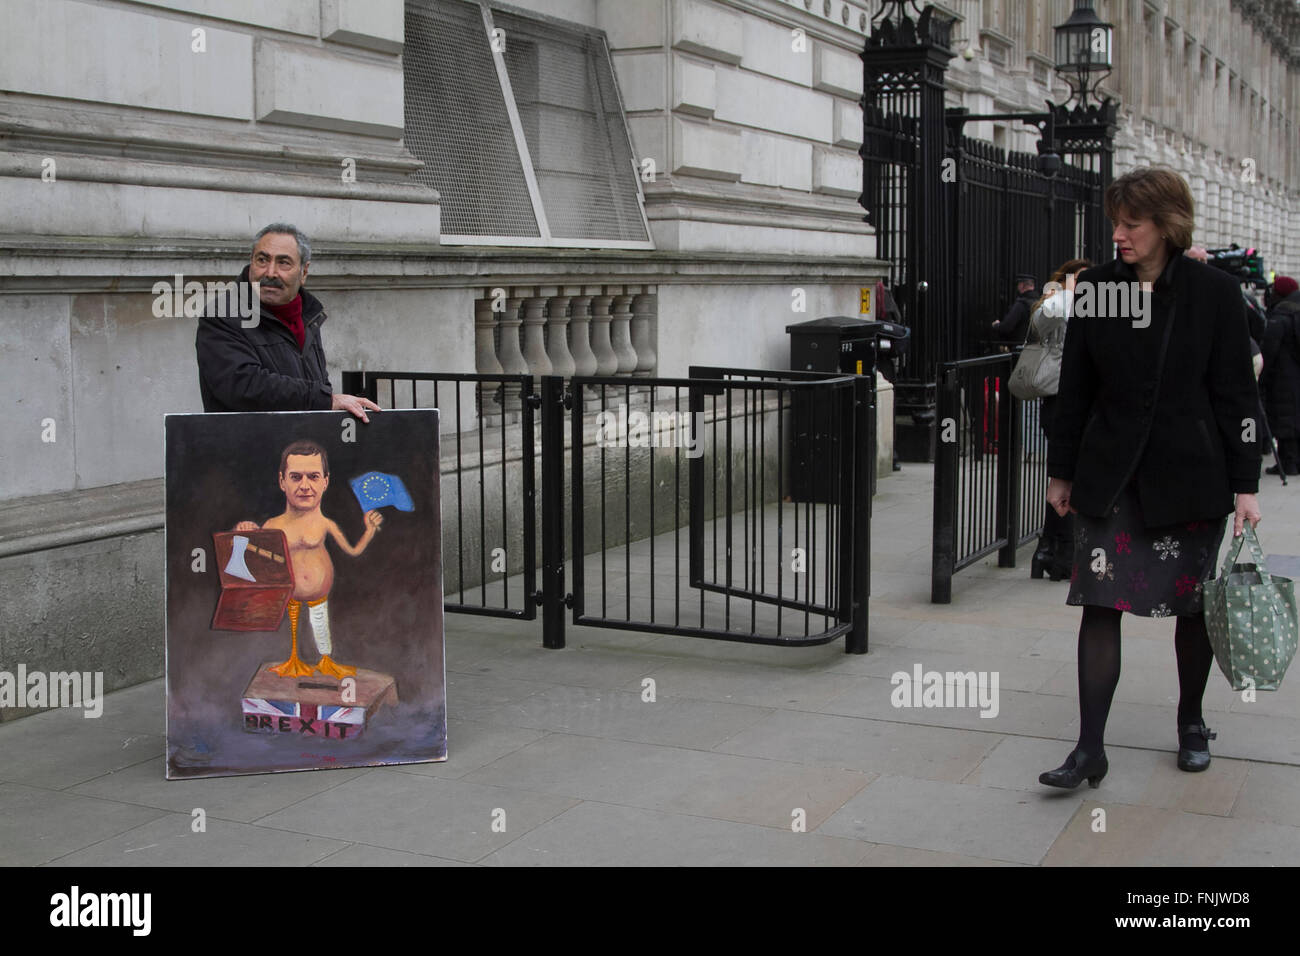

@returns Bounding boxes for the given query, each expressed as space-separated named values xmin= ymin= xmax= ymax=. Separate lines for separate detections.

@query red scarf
xmin=266 ymin=295 xmax=305 ymax=350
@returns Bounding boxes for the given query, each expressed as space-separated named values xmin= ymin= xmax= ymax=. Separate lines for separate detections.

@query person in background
xmin=1261 ymin=275 xmax=1300 ymax=475
xmin=991 ymin=273 xmax=1038 ymax=344
xmin=1028 ymin=258 xmax=1093 ymax=581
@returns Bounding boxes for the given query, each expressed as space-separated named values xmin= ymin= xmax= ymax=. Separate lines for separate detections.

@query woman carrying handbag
xmin=1010 ymin=257 xmax=1093 ymax=580
xmin=1039 ymin=168 xmax=1262 ymax=789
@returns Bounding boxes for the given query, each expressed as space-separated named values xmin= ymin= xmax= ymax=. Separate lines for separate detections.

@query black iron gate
xmin=342 ymin=370 xmax=539 ymax=620
xmin=348 ymin=368 xmax=872 ymax=653
xmin=929 ymin=355 xmax=1048 ymax=603
xmin=859 ymin=3 xmax=1113 ymax=458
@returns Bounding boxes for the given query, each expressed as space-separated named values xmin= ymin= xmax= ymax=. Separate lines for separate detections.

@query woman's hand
xmin=1233 ymin=493 xmax=1261 ymax=537
xmin=1047 ymin=477 xmax=1075 ymax=518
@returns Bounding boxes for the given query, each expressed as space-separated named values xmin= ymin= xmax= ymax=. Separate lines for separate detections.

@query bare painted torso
xmin=264 ymin=512 xmax=334 ymax=600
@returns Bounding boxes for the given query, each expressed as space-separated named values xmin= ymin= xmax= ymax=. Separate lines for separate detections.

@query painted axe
xmin=224 ymin=534 xmax=286 ymax=583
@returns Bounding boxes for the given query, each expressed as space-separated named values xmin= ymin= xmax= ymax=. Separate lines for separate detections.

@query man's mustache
xmin=259 ymin=277 xmax=285 ymax=289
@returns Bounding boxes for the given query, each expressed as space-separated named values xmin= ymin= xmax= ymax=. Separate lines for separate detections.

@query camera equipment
xmin=1205 ymin=244 xmax=1268 ymax=289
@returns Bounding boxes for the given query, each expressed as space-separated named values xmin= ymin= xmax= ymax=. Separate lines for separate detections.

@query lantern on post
xmin=1054 ymin=0 xmax=1113 ymax=107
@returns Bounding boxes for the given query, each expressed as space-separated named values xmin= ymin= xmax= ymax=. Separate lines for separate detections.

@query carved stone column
xmin=475 ymin=295 xmax=504 ymax=375
xmin=475 ymin=294 xmax=505 ymax=419
xmin=520 ymin=290 xmax=553 ymax=379
xmin=544 ymin=289 xmax=576 ymax=377
xmin=609 ymin=289 xmax=637 ymax=374
xmin=496 ymin=292 xmax=529 ymax=414
xmin=568 ymin=287 xmax=598 ymax=377
xmin=496 ymin=293 xmax=528 ymax=376
xmin=1204 ymin=177 xmax=1221 ymax=246
xmin=630 ymin=288 xmax=657 ymax=376
xmin=589 ymin=292 xmax=618 ymax=376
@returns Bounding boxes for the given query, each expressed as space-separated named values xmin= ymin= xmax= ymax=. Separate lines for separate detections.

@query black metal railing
xmin=341 ymin=370 xmax=538 ymax=619
xmin=568 ymin=368 xmax=871 ymax=650
xmin=345 ymin=367 xmax=873 ymax=652
xmin=930 ymin=354 xmax=1046 ymax=603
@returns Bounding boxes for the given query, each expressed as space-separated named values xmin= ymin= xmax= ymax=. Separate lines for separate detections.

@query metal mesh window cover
xmin=405 ymin=0 xmax=541 ymax=238
xmin=493 ymin=9 xmax=648 ymax=243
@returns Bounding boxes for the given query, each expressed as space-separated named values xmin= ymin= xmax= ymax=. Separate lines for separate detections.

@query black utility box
xmin=785 ymin=317 xmax=905 ymax=502
xmin=789 ymin=315 xmax=880 ymax=376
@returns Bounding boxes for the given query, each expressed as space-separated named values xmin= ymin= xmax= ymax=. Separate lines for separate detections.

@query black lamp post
xmin=1054 ymin=0 xmax=1114 ymax=108
xmin=946 ymin=1 xmax=1116 ymax=175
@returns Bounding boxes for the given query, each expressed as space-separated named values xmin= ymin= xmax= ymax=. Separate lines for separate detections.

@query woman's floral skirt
xmin=1066 ymin=482 xmax=1226 ymax=618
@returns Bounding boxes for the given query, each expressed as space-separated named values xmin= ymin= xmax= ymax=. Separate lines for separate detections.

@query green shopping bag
xmin=1202 ymin=525 xmax=1299 ymax=691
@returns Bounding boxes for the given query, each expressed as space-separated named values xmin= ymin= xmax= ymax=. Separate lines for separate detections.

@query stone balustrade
xmin=477 ymin=284 xmax=659 ymax=382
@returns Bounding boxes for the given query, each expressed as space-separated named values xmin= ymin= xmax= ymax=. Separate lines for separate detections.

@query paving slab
xmin=469 ymin=645 xmax=673 ymax=689
xmin=459 ymin=683 xmax=772 ymax=749
xmin=68 ymin=755 xmax=375 ymax=823
xmin=1042 ymin=801 xmax=1300 ymax=866
xmin=0 ymin=717 xmax=163 ymax=790
xmin=1229 ymin=762 xmax=1300 ymax=828
xmin=820 ymin=774 xmax=1081 ymax=864
xmin=712 ymin=708 xmax=1000 ymax=782
xmin=384 ymin=719 xmax=549 ymax=779
xmin=856 ymin=843 xmax=1028 ymax=866
xmin=254 ymin=768 xmax=578 ymax=864
xmin=832 ymin=641 xmax=1064 ymax=693
xmin=465 ymin=733 xmax=872 ymax=830
xmin=444 ymin=671 xmax=560 ymax=724
xmin=628 ymin=659 xmax=863 ymax=711
xmin=44 ymin=813 xmax=350 ymax=867
xmin=0 ymin=783 xmax=168 ymax=866
xmin=479 ymin=801 xmax=873 ymax=867
xmin=313 ymin=844 xmax=474 ymax=866
xmin=819 ymin=674 xmax=1079 ymax=739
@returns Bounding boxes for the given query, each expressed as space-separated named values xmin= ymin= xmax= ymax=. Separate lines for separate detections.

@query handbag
xmin=1202 ymin=524 xmax=1299 ymax=691
xmin=1007 ymin=337 xmax=1059 ymax=400
xmin=1008 ymin=296 xmax=1068 ymax=400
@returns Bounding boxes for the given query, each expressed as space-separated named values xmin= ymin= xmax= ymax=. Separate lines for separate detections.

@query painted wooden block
xmin=241 ymin=664 xmax=398 ymax=739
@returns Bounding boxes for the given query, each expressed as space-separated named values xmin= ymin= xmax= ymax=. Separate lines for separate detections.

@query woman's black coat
xmin=1047 ymin=253 xmax=1261 ymax=526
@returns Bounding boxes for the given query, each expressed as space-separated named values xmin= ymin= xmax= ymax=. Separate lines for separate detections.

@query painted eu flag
xmin=349 ymin=471 xmax=415 ymax=512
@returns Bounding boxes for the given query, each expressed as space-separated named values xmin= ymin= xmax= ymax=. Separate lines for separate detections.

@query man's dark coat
xmin=995 ymin=288 xmax=1037 ymax=342
xmin=195 ymin=265 xmax=333 ymax=413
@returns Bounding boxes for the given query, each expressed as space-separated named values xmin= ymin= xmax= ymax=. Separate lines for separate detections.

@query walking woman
xmin=1040 ymin=167 xmax=1262 ymax=788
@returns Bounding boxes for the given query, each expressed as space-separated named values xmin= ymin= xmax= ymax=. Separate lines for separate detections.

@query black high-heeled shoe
xmin=1039 ymin=747 xmax=1108 ymax=789
xmin=1177 ymin=721 xmax=1217 ymax=772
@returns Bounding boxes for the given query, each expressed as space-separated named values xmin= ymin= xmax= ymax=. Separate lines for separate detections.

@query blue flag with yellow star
xmin=349 ymin=471 xmax=415 ymax=512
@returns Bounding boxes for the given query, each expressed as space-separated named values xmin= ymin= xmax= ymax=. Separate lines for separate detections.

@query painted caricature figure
xmin=234 ymin=440 xmax=382 ymax=678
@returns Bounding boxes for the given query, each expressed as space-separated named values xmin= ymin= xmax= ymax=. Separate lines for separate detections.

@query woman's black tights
xmin=1076 ymin=606 xmax=1121 ymax=754
xmin=1075 ymin=606 xmax=1215 ymax=753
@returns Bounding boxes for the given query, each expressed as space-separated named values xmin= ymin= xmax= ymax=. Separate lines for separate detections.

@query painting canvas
xmin=164 ymin=409 xmax=446 ymax=778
